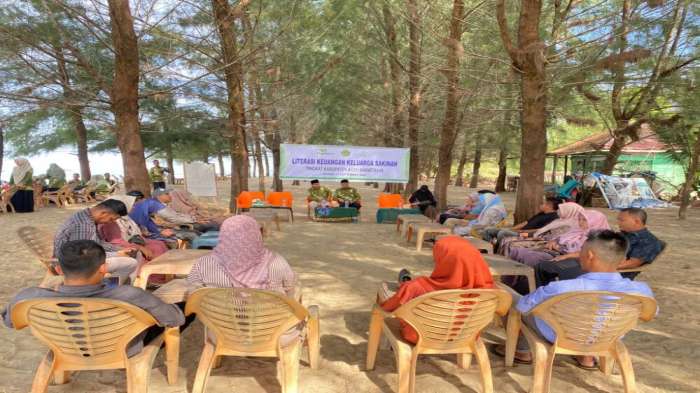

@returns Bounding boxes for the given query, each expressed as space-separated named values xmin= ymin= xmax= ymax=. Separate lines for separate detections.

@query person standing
xmin=333 ymin=179 xmax=362 ymax=210
xmin=149 ymin=159 xmax=170 ymax=190
xmin=8 ymin=157 xmax=34 ymax=213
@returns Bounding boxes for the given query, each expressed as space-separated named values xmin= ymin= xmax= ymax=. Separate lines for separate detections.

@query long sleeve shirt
xmin=53 ymin=209 xmax=120 ymax=258
xmin=517 ymin=272 xmax=655 ymax=344
xmin=2 ymin=283 xmax=185 ymax=357
xmin=129 ymin=198 xmax=166 ymax=235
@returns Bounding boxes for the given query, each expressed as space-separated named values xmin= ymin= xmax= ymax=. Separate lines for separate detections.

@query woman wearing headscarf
xmin=379 ymin=236 xmax=494 ymax=343
xmin=7 ymin=158 xmax=34 ymax=213
xmin=409 ymin=185 xmax=438 ymax=219
xmin=187 ymin=215 xmax=297 ymax=298
xmin=438 ymin=192 xmax=480 ymax=224
xmin=452 ymin=193 xmax=508 ymax=236
xmin=45 ymin=163 xmax=66 ymax=191
xmin=508 ymin=209 xmax=610 ymax=268
xmin=169 ymin=189 xmax=225 ymax=224
xmin=98 ymin=195 xmax=169 ymax=263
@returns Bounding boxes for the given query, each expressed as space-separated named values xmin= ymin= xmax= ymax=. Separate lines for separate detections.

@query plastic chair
xmin=0 ymin=187 xmax=17 ymax=213
xmin=505 ymin=291 xmax=657 ymax=393
xmin=378 ymin=193 xmax=404 ymax=208
xmin=267 ymin=191 xmax=294 ymax=208
xmin=235 ymin=191 xmax=265 ymax=214
xmin=10 ymin=298 xmax=180 ymax=393
xmin=185 ymin=288 xmax=320 ymax=393
xmin=17 ymin=226 xmax=59 ymax=287
xmin=366 ymin=289 xmax=511 ymax=393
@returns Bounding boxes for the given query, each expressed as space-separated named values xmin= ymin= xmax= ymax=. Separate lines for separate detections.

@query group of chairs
xmin=235 ymin=191 xmax=294 ymax=213
xmin=35 ymin=182 xmax=119 ymax=210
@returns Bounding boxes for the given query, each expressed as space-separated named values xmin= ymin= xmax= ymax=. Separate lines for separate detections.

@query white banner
xmin=184 ymin=162 xmax=217 ymax=197
xmin=280 ymin=144 xmax=410 ymax=182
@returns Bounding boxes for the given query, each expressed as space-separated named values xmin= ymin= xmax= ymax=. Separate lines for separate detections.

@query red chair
xmin=235 ymin=191 xmax=265 ymax=214
xmin=267 ymin=191 xmax=294 ymax=208
xmin=378 ymin=193 xmax=403 ymax=208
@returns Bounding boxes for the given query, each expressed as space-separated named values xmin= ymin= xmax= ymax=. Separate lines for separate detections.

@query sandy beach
xmin=0 ymin=181 xmax=698 ymax=393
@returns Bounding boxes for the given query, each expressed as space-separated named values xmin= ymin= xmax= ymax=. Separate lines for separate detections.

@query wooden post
xmin=551 ymin=156 xmax=558 ymax=184
xmin=563 ymin=156 xmax=569 ymax=178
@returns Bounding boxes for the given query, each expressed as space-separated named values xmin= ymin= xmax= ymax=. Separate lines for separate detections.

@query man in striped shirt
xmin=53 ymin=199 xmax=139 ymax=283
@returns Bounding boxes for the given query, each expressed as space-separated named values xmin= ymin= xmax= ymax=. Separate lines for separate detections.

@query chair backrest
xmin=267 ymin=192 xmax=293 ymax=208
xmin=236 ymin=191 xmax=265 ymax=208
xmin=394 ymin=289 xmax=511 ymax=352
xmin=378 ymin=193 xmax=403 ymax=208
xmin=11 ymin=298 xmax=157 ymax=368
xmin=530 ymin=291 xmax=657 ymax=353
xmin=17 ymin=226 xmax=54 ymax=262
xmin=186 ymin=288 xmax=308 ymax=354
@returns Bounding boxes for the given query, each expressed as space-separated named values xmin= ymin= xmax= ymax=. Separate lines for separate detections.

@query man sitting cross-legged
xmin=495 ymin=230 xmax=655 ymax=367
xmin=307 ymin=179 xmax=334 ymax=211
xmin=53 ymin=199 xmax=139 ymax=283
xmin=333 ymin=179 xmax=362 ymax=210
xmin=534 ymin=207 xmax=663 ymax=287
xmin=2 ymin=240 xmax=185 ymax=357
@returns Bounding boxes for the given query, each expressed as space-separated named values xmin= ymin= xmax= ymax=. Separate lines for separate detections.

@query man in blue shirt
xmin=502 ymin=230 xmax=655 ymax=367
xmin=534 ymin=208 xmax=663 ymax=286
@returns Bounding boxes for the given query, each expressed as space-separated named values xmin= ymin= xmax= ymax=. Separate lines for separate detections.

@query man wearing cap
xmin=307 ymin=179 xmax=333 ymax=211
xmin=333 ymin=179 xmax=362 ymax=210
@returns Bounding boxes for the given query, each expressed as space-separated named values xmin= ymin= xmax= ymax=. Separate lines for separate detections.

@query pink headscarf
xmin=212 ymin=215 xmax=274 ymax=288
xmin=534 ymin=202 xmax=585 ymax=239
xmin=557 ymin=210 xmax=611 ymax=253
xmin=170 ymin=190 xmax=198 ymax=216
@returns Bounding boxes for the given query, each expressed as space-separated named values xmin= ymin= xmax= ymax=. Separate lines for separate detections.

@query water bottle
xmin=352 ymin=216 xmax=358 ymax=223
xmin=344 ymin=201 xmax=349 ymax=208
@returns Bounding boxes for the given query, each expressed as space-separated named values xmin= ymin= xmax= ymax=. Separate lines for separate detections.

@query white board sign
xmin=184 ymin=162 xmax=217 ymax=197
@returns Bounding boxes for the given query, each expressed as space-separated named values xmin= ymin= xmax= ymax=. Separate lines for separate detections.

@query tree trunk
xmin=0 ymin=126 xmax=3 ymax=179
xmin=242 ymin=13 xmax=265 ymax=193
xmin=108 ymin=0 xmax=151 ymax=195
xmin=469 ymin=136 xmax=482 ymax=189
xmin=217 ymin=151 xmax=225 ymax=177
xmin=212 ymin=0 xmax=249 ymax=211
xmin=382 ymin=4 xmax=404 ymax=194
xmin=269 ymin=107 xmax=283 ymax=192
xmin=497 ymin=0 xmax=548 ymax=223
xmin=406 ymin=0 xmax=422 ymax=193
xmin=454 ymin=141 xmax=468 ymax=187
xmin=679 ymin=133 xmax=700 ymax=220
xmin=495 ymin=146 xmax=508 ymax=192
xmin=71 ymin=108 xmax=92 ymax=181
xmin=434 ymin=0 xmax=465 ymax=211
xmin=601 ymin=134 xmax=626 ymax=175
xmin=164 ymin=142 xmax=175 ymax=184
xmin=263 ymin=147 xmax=270 ymax=178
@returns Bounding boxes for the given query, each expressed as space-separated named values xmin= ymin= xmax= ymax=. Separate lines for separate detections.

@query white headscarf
xmin=12 ymin=158 xmax=32 ymax=185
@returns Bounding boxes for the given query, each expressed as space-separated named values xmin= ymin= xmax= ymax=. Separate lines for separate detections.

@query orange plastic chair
xmin=378 ymin=193 xmax=404 ymax=208
xmin=235 ymin=191 xmax=265 ymax=214
xmin=267 ymin=191 xmax=294 ymax=208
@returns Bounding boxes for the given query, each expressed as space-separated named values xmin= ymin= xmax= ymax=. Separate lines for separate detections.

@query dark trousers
xmin=438 ymin=213 xmax=462 ymax=225
xmin=341 ymin=202 xmax=361 ymax=211
xmin=152 ymin=181 xmax=166 ymax=190
xmin=534 ymin=258 xmax=585 ymax=287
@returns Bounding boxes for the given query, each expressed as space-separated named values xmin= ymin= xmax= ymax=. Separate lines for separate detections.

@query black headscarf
xmin=410 ymin=185 xmax=437 ymax=207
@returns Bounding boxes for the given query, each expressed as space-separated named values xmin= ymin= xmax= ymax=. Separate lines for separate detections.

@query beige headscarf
xmin=12 ymin=158 xmax=32 ymax=185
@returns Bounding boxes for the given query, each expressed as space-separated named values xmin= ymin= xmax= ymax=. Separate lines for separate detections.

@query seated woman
xmin=187 ymin=215 xmax=297 ymax=298
xmin=98 ymin=195 xmax=169 ymax=263
xmin=379 ymin=236 xmax=494 ymax=343
xmin=409 ymin=185 xmax=438 ymax=220
xmin=452 ymin=193 xmax=507 ymax=237
xmin=482 ymin=197 xmax=561 ymax=248
xmin=44 ymin=163 xmax=66 ymax=192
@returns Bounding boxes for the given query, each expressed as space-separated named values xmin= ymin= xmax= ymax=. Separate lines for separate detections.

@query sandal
xmin=573 ymin=357 xmax=598 ymax=371
xmin=490 ymin=345 xmax=533 ymax=365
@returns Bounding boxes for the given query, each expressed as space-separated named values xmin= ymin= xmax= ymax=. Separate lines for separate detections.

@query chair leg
xmin=307 ymin=305 xmax=321 ymax=370
xmin=279 ymin=341 xmax=301 ymax=393
xmin=164 ymin=327 xmax=180 ymax=385
xmin=406 ymin=225 xmax=413 ymax=242
xmin=31 ymin=352 xmax=55 ymax=393
xmin=393 ymin=345 xmax=412 ymax=393
xmin=599 ymin=355 xmax=615 ymax=376
xmin=192 ymin=341 xmax=217 ymax=393
xmin=53 ymin=369 xmax=71 ymax=384
xmin=473 ymin=339 xmax=494 ymax=393
xmin=365 ymin=306 xmax=383 ymax=370
xmin=505 ymin=310 xmax=521 ymax=367
xmin=408 ymin=351 xmax=419 ymax=393
xmin=212 ymin=356 xmax=223 ymax=369
xmin=457 ymin=353 xmax=472 ymax=369
xmin=614 ymin=341 xmax=637 ymax=393
xmin=416 ymin=230 xmax=425 ymax=252
xmin=542 ymin=348 xmax=557 ymax=393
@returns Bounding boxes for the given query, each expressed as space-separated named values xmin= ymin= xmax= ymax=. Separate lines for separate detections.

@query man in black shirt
xmin=534 ymin=207 xmax=664 ymax=286
xmin=482 ymin=197 xmax=561 ymax=248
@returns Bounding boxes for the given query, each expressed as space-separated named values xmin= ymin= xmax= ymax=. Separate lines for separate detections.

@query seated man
xmin=482 ymin=197 xmax=561 ymax=247
xmin=67 ymin=173 xmax=84 ymax=191
xmin=502 ymin=230 xmax=655 ymax=367
xmin=307 ymin=179 xmax=333 ymax=210
xmin=53 ymin=199 xmax=139 ymax=282
xmin=3 ymin=240 xmax=185 ymax=357
xmin=534 ymin=208 xmax=663 ymax=287
xmin=129 ymin=189 xmax=201 ymax=243
xmin=333 ymin=179 xmax=362 ymax=210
